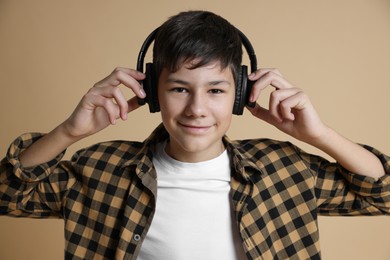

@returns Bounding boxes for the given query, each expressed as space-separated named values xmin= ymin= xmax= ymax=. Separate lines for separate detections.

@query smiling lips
xmin=179 ymin=122 xmax=213 ymax=134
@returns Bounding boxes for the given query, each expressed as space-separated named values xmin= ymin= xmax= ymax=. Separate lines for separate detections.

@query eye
xmin=209 ymin=89 xmax=224 ymax=94
xmin=171 ymin=87 xmax=188 ymax=93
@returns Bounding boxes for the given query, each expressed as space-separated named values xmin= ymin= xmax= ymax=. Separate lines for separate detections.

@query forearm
xmin=19 ymin=123 xmax=81 ymax=168
xmin=312 ymin=127 xmax=386 ymax=180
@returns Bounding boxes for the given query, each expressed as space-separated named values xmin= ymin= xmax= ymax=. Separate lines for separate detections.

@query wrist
xmin=19 ymin=123 xmax=79 ymax=168
xmin=56 ymin=121 xmax=85 ymax=146
xmin=306 ymin=125 xmax=335 ymax=153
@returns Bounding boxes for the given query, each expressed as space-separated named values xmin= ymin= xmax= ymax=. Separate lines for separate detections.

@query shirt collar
xmin=125 ymin=123 xmax=263 ymax=182
xmin=223 ymin=135 xmax=264 ymax=182
xmin=123 ymin=123 xmax=168 ymax=172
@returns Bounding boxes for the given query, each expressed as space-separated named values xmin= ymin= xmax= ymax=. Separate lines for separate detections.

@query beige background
xmin=1 ymin=0 xmax=390 ymax=259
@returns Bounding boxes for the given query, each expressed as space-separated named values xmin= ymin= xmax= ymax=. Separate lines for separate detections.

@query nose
xmin=184 ymin=91 xmax=209 ymax=117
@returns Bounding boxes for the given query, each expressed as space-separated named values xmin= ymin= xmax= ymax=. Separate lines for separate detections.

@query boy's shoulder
xmin=228 ymin=137 xmax=305 ymax=172
xmin=230 ymin=137 xmax=298 ymax=157
xmin=226 ymin=137 xmax=310 ymax=181
xmin=70 ymin=139 xmax=146 ymax=167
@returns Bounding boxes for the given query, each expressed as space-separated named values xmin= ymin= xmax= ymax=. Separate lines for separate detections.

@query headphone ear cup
xmin=144 ymin=63 xmax=160 ymax=113
xmin=233 ymin=65 xmax=248 ymax=115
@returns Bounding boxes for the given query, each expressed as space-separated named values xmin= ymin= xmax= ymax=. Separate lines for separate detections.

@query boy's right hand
xmin=62 ymin=67 xmax=146 ymax=139
xmin=19 ymin=68 xmax=146 ymax=168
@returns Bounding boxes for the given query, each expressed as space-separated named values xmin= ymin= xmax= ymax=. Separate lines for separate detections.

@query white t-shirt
xmin=137 ymin=142 xmax=246 ymax=260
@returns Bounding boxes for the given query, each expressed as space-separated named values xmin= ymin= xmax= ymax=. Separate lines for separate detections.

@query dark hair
xmin=153 ymin=10 xmax=242 ymax=83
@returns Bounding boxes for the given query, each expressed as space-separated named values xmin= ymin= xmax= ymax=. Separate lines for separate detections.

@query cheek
xmin=214 ymin=98 xmax=234 ymax=122
xmin=159 ymin=95 xmax=182 ymax=118
xmin=216 ymin=93 xmax=235 ymax=114
xmin=159 ymin=98 xmax=184 ymax=129
xmin=160 ymin=106 xmax=175 ymax=124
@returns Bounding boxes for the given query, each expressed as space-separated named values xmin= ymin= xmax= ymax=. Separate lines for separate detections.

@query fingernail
xmin=249 ymin=93 xmax=255 ymax=103
xmin=139 ymin=88 xmax=146 ymax=98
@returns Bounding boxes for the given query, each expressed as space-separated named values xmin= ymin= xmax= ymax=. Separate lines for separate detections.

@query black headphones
xmin=136 ymin=27 xmax=257 ymax=115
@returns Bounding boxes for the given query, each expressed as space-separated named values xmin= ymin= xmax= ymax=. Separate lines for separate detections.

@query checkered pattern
xmin=1 ymin=124 xmax=389 ymax=259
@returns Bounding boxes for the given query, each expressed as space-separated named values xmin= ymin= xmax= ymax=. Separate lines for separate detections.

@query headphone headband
xmin=136 ymin=27 xmax=159 ymax=73
xmin=136 ymin=27 xmax=257 ymax=74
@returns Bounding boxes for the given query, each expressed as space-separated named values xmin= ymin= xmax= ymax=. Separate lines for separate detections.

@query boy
xmin=1 ymin=10 xmax=389 ymax=260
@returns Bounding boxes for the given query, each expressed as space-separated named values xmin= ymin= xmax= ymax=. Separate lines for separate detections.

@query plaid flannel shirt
xmin=1 ymin=124 xmax=390 ymax=259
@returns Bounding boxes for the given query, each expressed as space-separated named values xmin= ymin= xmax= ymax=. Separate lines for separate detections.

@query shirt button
xmin=133 ymin=234 xmax=141 ymax=242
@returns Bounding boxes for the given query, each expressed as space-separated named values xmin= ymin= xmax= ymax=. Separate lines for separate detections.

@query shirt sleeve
xmin=296 ymin=144 xmax=390 ymax=216
xmin=0 ymin=133 xmax=77 ymax=218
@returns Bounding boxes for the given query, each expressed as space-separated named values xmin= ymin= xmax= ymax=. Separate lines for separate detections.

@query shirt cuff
xmin=340 ymin=145 xmax=390 ymax=197
xmin=6 ymin=133 xmax=65 ymax=183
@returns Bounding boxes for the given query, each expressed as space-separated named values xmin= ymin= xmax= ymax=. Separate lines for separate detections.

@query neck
xmin=165 ymin=141 xmax=225 ymax=163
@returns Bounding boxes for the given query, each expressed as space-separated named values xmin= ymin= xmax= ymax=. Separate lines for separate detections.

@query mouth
xmin=179 ymin=122 xmax=213 ymax=134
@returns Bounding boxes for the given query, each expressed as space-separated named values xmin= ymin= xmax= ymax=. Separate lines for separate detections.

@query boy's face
xmin=158 ymin=60 xmax=235 ymax=162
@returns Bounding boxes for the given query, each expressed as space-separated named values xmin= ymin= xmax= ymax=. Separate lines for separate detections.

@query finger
xmin=111 ymin=68 xmax=146 ymax=98
xmin=110 ymin=87 xmax=129 ymax=121
xmin=249 ymin=70 xmax=295 ymax=103
xmin=112 ymin=67 xmax=146 ymax=85
xmin=127 ymin=96 xmax=142 ymax=113
xmin=87 ymin=94 xmax=120 ymax=125
xmin=88 ymin=86 xmax=129 ymax=121
xmin=269 ymin=88 xmax=302 ymax=122
xmin=247 ymin=103 xmax=273 ymax=124
xmin=278 ymin=91 xmax=309 ymax=120
xmin=94 ymin=67 xmax=146 ymax=98
xmin=249 ymin=68 xmax=283 ymax=80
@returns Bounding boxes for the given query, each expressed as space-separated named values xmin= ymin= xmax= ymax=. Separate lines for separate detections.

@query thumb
xmin=247 ymin=103 xmax=272 ymax=124
xmin=127 ymin=96 xmax=142 ymax=113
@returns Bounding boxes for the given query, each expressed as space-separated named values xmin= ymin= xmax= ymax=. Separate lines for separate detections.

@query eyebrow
xmin=165 ymin=78 xmax=232 ymax=86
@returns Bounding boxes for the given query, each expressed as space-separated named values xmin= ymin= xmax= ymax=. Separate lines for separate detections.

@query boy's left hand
xmin=247 ymin=68 xmax=328 ymax=146
xmin=246 ymin=68 xmax=386 ymax=179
